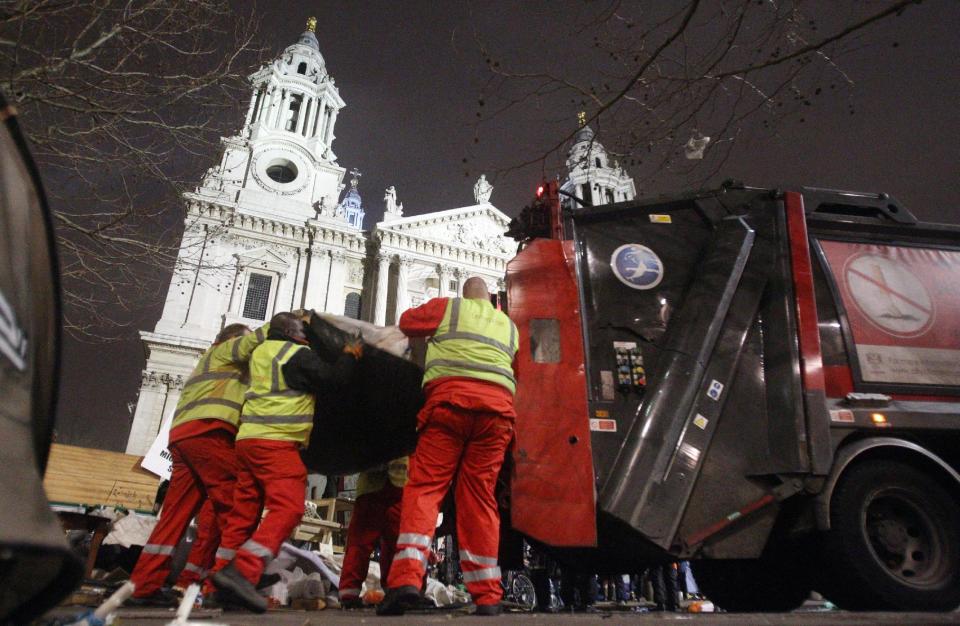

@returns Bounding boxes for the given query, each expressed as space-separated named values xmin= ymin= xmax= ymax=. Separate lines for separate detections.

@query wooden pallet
xmin=42 ymin=443 xmax=160 ymax=512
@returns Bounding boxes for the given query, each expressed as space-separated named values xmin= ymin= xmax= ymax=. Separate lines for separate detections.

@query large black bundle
xmin=300 ymin=315 xmax=422 ymax=474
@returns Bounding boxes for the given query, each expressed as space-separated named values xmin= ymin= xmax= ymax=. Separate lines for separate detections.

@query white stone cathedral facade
xmin=125 ymin=21 xmax=634 ymax=455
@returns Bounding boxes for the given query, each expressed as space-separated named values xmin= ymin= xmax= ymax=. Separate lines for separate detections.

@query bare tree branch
xmin=0 ymin=0 xmax=265 ymax=340
xmin=472 ymin=0 xmax=922 ymax=191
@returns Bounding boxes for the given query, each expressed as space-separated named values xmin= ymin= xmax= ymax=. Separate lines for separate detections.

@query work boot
xmin=474 ymin=603 xmax=502 ymax=616
xmin=256 ymin=572 xmax=281 ymax=590
xmin=340 ymin=596 xmax=364 ymax=609
xmin=376 ymin=585 xmax=421 ymax=616
xmin=211 ymin=564 xmax=267 ymax=614
xmin=199 ymin=592 xmax=222 ymax=610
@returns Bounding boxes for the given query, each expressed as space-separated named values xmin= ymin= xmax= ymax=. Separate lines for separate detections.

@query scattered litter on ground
xmin=165 ymin=583 xmax=227 ymax=626
xmin=256 ymin=542 xmax=471 ymax=610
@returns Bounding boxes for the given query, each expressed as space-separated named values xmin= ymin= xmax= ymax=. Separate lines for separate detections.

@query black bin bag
xmin=300 ymin=314 xmax=422 ymax=474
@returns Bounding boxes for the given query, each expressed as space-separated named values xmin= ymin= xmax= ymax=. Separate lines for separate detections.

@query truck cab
xmin=505 ymin=183 xmax=960 ymax=611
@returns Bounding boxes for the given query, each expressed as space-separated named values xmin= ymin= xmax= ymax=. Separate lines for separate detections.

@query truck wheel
xmin=820 ymin=460 xmax=960 ymax=611
xmin=691 ymin=558 xmax=810 ymax=612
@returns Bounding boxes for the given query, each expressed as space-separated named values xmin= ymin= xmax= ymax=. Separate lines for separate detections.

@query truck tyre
xmin=691 ymin=557 xmax=811 ymax=612
xmin=820 ymin=460 xmax=960 ymax=611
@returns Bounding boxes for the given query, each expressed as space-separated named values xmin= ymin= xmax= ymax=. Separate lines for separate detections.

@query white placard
xmin=140 ymin=406 xmax=176 ymax=480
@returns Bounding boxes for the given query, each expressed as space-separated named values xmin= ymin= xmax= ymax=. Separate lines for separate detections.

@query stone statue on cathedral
xmin=384 ymin=185 xmax=404 ymax=220
xmin=474 ymin=174 xmax=493 ymax=204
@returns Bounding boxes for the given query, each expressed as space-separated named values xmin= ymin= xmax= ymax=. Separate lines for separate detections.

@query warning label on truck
xmin=820 ymin=240 xmax=960 ymax=387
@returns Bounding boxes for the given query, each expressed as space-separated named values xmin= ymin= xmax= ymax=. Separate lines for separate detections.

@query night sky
xmin=55 ymin=1 xmax=960 ymax=451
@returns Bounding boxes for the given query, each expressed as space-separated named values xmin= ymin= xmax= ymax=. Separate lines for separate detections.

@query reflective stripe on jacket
xmin=237 ymin=340 xmax=315 ymax=445
xmin=171 ymin=325 xmax=269 ymax=430
xmin=422 ymin=298 xmax=518 ymax=394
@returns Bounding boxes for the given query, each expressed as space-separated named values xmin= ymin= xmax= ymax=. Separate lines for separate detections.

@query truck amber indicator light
xmin=871 ymin=412 xmax=889 ymax=426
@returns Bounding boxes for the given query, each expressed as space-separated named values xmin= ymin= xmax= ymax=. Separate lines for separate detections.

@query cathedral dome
xmin=572 ymin=124 xmax=595 ymax=145
xmin=296 ymin=29 xmax=319 ymax=51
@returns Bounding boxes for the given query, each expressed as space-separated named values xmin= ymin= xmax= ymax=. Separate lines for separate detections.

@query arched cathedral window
xmin=297 ymin=61 xmax=307 ymax=75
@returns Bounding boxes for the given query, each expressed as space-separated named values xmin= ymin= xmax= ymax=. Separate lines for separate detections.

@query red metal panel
xmin=824 ymin=364 xmax=855 ymax=398
xmin=785 ymin=192 xmax=826 ymax=393
xmin=506 ymin=239 xmax=597 ymax=547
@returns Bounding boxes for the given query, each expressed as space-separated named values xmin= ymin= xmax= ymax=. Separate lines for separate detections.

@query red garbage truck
xmin=503 ymin=181 xmax=960 ymax=612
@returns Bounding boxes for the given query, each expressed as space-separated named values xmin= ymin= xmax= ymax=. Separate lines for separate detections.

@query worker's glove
xmin=342 ymin=332 xmax=364 ymax=360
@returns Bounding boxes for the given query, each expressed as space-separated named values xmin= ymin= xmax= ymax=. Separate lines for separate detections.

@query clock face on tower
xmin=250 ymin=148 xmax=310 ymax=196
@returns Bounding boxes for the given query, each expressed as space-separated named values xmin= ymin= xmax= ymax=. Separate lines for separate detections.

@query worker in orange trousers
xmin=338 ymin=457 xmax=408 ymax=607
xmin=212 ymin=311 xmax=361 ymax=613
xmin=128 ymin=322 xmax=268 ymax=604
xmin=379 ymin=277 xmax=518 ymax=617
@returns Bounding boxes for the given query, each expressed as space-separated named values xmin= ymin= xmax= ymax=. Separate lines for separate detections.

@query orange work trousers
xmin=129 ymin=430 xmax=236 ymax=597
xmin=386 ymin=403 xmax=512 ymax=606
xmin=338 ymin=483 xmax=403 ymax=601
xmin=174 ymin=499 xmax=217 ymax=589
xmin=215 ymin=439 xmax=307 ymax=585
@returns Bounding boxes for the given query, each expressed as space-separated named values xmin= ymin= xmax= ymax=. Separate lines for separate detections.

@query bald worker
xmin=378 ymin=277 xmax=518 ymax=617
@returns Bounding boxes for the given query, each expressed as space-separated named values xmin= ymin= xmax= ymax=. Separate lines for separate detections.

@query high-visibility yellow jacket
xmin=355 ymin=456 xmax=409 ymax=497
xmin=422 ymin=298 xmax=519 ymax=394
xmin=237 ymin=339 xmax=316 ymax=446
xmin=171 ymin=324 xmax=269 ymax=430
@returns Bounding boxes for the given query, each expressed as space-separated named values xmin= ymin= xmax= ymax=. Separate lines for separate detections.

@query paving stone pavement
xmin=41 ymin=605 xmax=960 ymax=625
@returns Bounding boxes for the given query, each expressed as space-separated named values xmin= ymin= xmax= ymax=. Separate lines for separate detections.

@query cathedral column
xmin=325 ymin=108 xmax=338 ymax=144
xmin=436 ymin=264 xmax=450 ymax=298
xmin=304 ymin=97 xmax=316 ymax=137
xmin=160 ymin=373 xmax=184 ymax=437
xmin=255 ymin=85 xmax=270 ymax=123
xmin=125 ymin=371 xmax=167 ymax=454
xmin=394 ymin=256 xmax=412 ymax=320
xmin=266 ymin=86 xmax=281 ymax=129
xmin=303 ymin=243 xmax=331 ymax=310
xmin=373 ymin=253 xmax=390 ymax=325
xmin=243 ymin=89 xmax=259 ymax=127
xmin=451 ymin=267 xmax=465 ymax=296
xmin=274 ymin=89 xmax=289 ymax=128
xmin=311 ymin=99 xmax=325 ymax=138
xmin=296 ymin=95 xmax=310 ymax=135
xmin=125 ymin=372 xmax=186 ymax=456
xmin=325 ymin=251 xmax=348 ymax=315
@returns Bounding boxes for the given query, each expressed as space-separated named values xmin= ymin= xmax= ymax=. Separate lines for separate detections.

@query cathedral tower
xmin=125 ymin=19 xmax=367 ymax=455
xmin=561 ymin=116 xmax=637 ymax=209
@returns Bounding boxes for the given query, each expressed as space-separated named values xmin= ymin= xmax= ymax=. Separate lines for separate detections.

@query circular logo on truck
xmin=844 ymin=253 xmax=934 ymax=338
xmin=611 ymin=244 xmax=664 ymax=290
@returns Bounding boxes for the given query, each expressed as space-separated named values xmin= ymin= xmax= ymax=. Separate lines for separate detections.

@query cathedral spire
xmin=336 ymin=168 xmax=365 ymax=229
